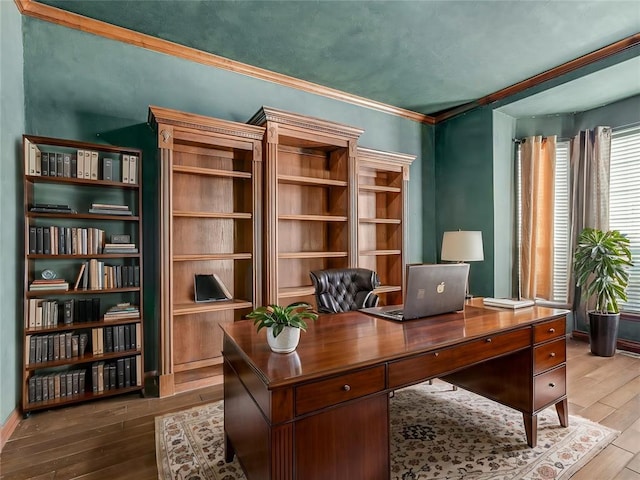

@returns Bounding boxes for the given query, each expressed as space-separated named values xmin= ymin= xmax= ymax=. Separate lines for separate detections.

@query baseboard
xmin=0 ymin=407 xmax=21 ymax=453
xmin=571 ymin=330 xmax=640 ymax=355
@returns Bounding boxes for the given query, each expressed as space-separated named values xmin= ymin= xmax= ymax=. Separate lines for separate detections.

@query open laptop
xmin=360 ymin=263 xmax=469 ymax=321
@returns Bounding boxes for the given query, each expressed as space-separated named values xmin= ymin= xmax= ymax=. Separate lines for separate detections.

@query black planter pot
xmin=588 ymin=312 xmax=620 ymax=357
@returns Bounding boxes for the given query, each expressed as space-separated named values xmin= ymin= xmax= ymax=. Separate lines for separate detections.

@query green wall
xmin=0 ymin=2 xmax=26 ymax=430
xmin=434 ymin=107 xmax=495 ymax=297
xmin=1 ymin=13 xmax=433 ymax=419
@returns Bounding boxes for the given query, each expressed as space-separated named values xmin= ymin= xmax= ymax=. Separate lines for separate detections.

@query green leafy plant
xmin=246 ymin=302 xmax=318 ymax=338
xmin=573 ymin=228 xmax=633 ymax=314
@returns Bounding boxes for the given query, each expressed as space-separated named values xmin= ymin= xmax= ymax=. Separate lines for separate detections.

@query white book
xmin=77 ymin=149 xmax=85 ymax=178
xmin=129 ymin=154 xmax=137 ymax=184
xmin=24 ymin=137 xmax=32 ymax=175
xmin=90 ymin=150 xmax=99 ymax=180
xmin=82 ymin=150 xmax=92 ymax=179
xmin=122 ymin=154 xmax=130 ymax=183
xmin=483 ymin=298 xmax=535 ymax=309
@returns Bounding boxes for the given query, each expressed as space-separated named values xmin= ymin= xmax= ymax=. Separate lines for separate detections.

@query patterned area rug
xmin=155 ymin=381 xmax=618 ymax=480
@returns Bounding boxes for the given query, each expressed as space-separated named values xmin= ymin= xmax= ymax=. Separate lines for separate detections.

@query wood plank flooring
xmin=2 ymin=338 xmax=639 ymax=479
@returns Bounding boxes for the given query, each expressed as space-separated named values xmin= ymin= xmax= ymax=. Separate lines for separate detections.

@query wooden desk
xmin=221 ymin=300 xmax=569 ymax=480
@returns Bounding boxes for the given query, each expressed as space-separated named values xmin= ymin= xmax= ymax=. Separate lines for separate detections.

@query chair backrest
xmin=309 ymin=268 xmax=380 ymax=314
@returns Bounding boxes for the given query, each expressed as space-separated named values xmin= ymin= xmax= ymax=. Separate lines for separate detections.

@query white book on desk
xmin=483 ymin=297 xmax=535 ymax=309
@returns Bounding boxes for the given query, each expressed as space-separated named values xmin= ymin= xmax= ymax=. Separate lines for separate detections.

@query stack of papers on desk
xmin=483 ymin=298 xmax=535 ymax=309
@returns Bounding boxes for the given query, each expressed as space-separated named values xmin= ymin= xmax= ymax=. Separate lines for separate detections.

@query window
xmin=516 ymin=127 xmax=640 ymax=312
xmin=609 ymin=125 xmax=640 ymax=314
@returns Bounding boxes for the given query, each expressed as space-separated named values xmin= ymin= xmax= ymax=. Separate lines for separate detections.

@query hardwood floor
xmin=1 ymin=338 xmax=639 ymax=480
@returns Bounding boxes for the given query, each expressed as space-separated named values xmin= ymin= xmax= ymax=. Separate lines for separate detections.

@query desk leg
xmin=224 ymin=431 xmax=235 ymax=463
xmin=522 ymin=414 xmax=537 ymax=448
xmin=555 ymin=399 xmax=569 ymax=427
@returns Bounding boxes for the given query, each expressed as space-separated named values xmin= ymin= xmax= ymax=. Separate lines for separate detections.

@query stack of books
xmin=88 ymin=203 xmax=132 ymax=216
xmin=103 ymin=303 xmax=140 ymax=321
xmin=29 ymin=279 xmax=69 ymax=291
xmin=103 ymin=243 xmax=138 ymax=254
xmin=29 ymin=203 xmax=77 ymax=214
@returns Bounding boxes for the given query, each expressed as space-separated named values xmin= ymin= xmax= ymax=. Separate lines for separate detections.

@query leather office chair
xmin=309 ymin=268 xmax=380 ymax=314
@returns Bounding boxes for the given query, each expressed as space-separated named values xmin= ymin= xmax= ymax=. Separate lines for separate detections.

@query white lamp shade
xmin=441 ymin=231 xmax=484 ymax=262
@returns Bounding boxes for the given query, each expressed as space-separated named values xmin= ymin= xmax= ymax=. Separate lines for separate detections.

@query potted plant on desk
xmin=573 ymin=228 xmax=633 ymax=357
xmin=247 ymin=302 xmax=318 ymax=354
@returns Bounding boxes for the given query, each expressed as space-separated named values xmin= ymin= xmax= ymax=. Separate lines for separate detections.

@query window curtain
xmin=519 ymin=135 xmax=556 ymax=300
xmin=568 ymin=127 xmax=611 ymax=319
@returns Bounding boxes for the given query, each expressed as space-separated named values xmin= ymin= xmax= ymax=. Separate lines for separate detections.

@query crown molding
xmin=15 ymin=0 xmax=435 ymax=126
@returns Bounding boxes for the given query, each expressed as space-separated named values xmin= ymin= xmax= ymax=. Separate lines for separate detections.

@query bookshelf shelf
xmin=22 ymin=134 xmax=144 ymax=413
xmin=149 ymin=105 xmax=265 ymax=397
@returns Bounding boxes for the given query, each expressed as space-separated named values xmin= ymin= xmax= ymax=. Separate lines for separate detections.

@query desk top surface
xmin=221 ymin=299 xmax=568 ymax=388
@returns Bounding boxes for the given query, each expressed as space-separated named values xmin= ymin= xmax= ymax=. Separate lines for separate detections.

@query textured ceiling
xmin=37 ymin=0 xmax=640 ymax=117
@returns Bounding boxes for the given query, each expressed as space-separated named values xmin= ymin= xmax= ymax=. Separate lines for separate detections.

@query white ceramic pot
xmin=267 ymin=326 xmax=301 ymax=354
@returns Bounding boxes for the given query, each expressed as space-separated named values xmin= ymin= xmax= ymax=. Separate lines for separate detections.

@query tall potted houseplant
xmin=247 ymin=302 xmax=318 ymax=353
xmin=573 ymin=228 xmax=633 ymax=357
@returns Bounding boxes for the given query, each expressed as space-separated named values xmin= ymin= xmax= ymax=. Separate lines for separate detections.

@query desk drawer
xmin=388 ymin=349 xmax=454 ymax=389
xmin=534 ymin=365 xmax=566 ymax=410
xmin=533 ymin=318 xmax=565 ymax=344
xmin=449 ymin=328 xmax=531 ymax=369
xmin=295 ymin=366 xmax=385 ymax=416
xmin=534 ymin=338 xmax=566 ymax=374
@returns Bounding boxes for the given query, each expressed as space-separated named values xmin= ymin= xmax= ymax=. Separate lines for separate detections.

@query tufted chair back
xmin=309 ymin=268 xmax=380 ymax=314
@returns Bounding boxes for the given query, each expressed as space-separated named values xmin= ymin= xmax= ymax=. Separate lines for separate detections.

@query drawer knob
xmin=549 ymin=328 xmax=555 ymax=333
xmin=549 ymin=382 xmax=556 ymax=388
xmin=343 ymin=384 xmax=351 ymax=392
xmin=550 ymin=352 xmax=556 ymax=358
xmin=486 ymin=338 xmax=492 ymax=343
xmin=434 ymin=352 xmax=439 ymax=357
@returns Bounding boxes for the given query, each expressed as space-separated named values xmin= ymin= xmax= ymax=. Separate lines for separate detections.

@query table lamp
xmin=441 ymin=230 xmax=484 ymax=298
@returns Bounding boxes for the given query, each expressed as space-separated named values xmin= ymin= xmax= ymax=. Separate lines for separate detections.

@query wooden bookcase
xmin=357 ymin=147 xmax=415 ymax=306
xmin=22 ymin=135 xmax=144 ymax=413
xmin=148 ymin=106 xmax=265 ymax=396
xmin=248 ymin=107 xmax=364 ymax=307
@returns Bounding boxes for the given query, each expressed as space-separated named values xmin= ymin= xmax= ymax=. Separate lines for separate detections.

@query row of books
xmin=25 ymin=332 xmax=89 ymax=365
xmin=91 ymin=323 xmax=141 ymax=355
xmin=27 ymin=369 xmax=87 ymax=404
xmin=92 ymin=356 xmax=142 ymax=393
xmin=26 ymin=298 xmax=103 ymax=329
xmin=25 ymin=139 xmax=139 ymax=184
xmin=29 ymin=226 xmax=106 ymax=255
xmin=74 ymin=261 xmax=140 ymax=290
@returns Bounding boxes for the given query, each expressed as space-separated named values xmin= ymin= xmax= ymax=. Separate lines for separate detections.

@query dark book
xmin=117 ymin=325 xmax=125 ymax=352
xmin=134 ymin=265 xmax=140 ymax=287
xmin=58 ymin=227 xmax=65 ymax=255
xmin=53 ymin=333 xmax=60 ymax=360
xmin=43 ymin=227 xmax=51 ymax=255
xmin=65 ymin=227 xmax=72 ymax=256
xmin=111 ymin=234 xmax=130 ymax=244
xmin=108 ymin=363 xmax=116 ymax=390
xmin=36 ymin=227 xmax=43 ymax=254
xmin=41 ymin=152 xmax=49 ymax=176
xmin=48 ymin=152 xmax=56 ymax=177
xmin=42 ymin=374 xmax=48 ymax=401
xmin=194 ymin=273 xmax=232 ymax=302
xmin=71 ymin=335 xmax=79 ymax=357
xmin=56 ymin=153 xmax=64 ymax=177
xmin=103 ymin=157 xmax=113 ymax=180
xmin=116 ymin=358 xmax=125 ymax=389
xmin=131 ymin=356 xmax=138 ymax=386
xmin=124 ymin=357 xmax=131 ymax=387
xmin=105 ymin=326 xmax=114 ymax=353
xmin=72 ymin=370 xmax=80 ymax=395
xmin=65 ymin=332 xmax=72 ymax=359
xmin=29 ymin=336 xmax=36 ymax=365
xmin=92 ymin=298 xmax=100 ymax=322
xmin=41 ymin=334 xmax=48 ymax=363
xmin=79 ymin=333 xmax=88 ymax=356
xmin=71 ymin=154 xmax=77 ymax=178
xmin=35 ymin=335 xmax=43 ymax=363
xmin=63 ymin=153 xmax=71 ymax=177
xmin=47 ymin=335 xmax=54 ymax=361
xmin=92 ymin=363 xmax=99 ymax=393
xmin=124 ymin=323 xmax=131 ymax=350
xmin=29 ymin=376 xmax=36 ymax=403
xmin=47 ymin=375 xmax=55 ymax=400
xmin=29 ymin=227 xmax=36 ymax=254
xmin=79 ymin=369 xmax=86 ymax=393
xmin=63 ymin=299 xmax=74 ymax=325
xmin=66 ymin=371 xmax=73 ymax=396
xmin=77 ymin=299 xmax=86 ymax=322
xmin=60 ymin=372 xmax=67 ymax=397
xmin=35 ymin=375 xmax=43 ymax=402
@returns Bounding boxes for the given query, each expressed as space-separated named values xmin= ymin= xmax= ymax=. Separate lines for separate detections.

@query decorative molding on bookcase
xmin=0 ymin=408 xmax=21 ymax=453
xmin=14 ymin=0 xmax=433 ymax=125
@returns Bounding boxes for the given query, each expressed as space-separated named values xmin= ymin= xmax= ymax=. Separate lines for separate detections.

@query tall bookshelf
xmin=148 ymin=106 xmax=265 ymax=396
xmin=248 ymin=106 xmax=364 ymax=307
xmin=22 ymin=135 xmax=144 ymax=413
xmin=357 ymin=147 xmax=415 ymax=306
